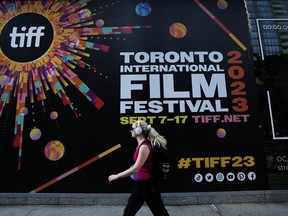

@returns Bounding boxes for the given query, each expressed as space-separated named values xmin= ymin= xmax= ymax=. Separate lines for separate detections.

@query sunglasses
xmin=131 ymin=127 xmax=135 ymax=130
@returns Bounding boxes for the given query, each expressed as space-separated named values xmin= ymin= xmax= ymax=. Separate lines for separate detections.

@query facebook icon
xmin=248 ymin=172 xmax=256 ymax=181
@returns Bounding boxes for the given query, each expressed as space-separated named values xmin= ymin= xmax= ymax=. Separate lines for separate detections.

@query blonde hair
xmin=135 ymin=120 xmax=167 ymax=148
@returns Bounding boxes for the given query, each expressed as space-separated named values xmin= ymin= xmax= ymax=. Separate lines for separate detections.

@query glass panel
xmin=246 ymin=0 xmax=288 ymax=189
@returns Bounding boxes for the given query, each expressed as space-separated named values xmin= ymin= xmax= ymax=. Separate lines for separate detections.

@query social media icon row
xmin=194 ymin=171 xmax=256 ymax=183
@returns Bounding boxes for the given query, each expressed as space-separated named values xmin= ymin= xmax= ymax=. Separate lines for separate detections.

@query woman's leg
xmin=144 ymin=181 xmax=170 ymax=216
xmin=123 ymin=182 xmax=145 ymax=216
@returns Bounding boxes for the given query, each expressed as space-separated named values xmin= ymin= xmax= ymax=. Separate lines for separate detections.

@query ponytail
xmin=135 ymin=120 xmax=167 ymax=148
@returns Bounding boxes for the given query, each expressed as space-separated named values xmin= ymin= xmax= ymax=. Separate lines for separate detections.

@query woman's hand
xmin=108 ymin=174 xmax=119 ymax=182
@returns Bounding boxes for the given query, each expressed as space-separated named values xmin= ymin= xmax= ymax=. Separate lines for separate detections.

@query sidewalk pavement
xmin=0 ymin=203 xmax=288 ymax=216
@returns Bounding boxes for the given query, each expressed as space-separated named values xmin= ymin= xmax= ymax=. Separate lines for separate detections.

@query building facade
xmin=246 ymin=0 xmax=288 ymax=190
xmin=0 ymin=1 xmax=287 ymax=201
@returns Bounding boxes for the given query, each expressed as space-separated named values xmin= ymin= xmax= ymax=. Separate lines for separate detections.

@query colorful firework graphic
xmin=0 ymin=0 xmax=151 ymax=170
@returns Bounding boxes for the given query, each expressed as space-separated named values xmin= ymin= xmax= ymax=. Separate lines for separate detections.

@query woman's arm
xmin=108 ymin=145 xmax=150 ymax=182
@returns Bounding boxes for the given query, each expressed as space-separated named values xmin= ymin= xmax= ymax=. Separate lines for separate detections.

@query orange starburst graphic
xmin=0 ymin=0 xmax=151 ymax=170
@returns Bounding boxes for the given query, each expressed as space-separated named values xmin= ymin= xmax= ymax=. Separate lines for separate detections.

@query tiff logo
xmin=9 ymin=26 xmax=45 ymax=48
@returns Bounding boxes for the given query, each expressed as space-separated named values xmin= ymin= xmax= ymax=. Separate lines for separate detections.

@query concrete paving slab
xmin=0 ymin=203 xmax=288 ymax=216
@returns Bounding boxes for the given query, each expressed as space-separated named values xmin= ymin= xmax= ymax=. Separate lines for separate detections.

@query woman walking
xmin=108 ymin=120 xmax=170 ymax=216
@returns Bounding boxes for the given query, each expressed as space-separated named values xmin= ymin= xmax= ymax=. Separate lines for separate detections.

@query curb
xmin=0 ymin=190 xmax=288 ymax=205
